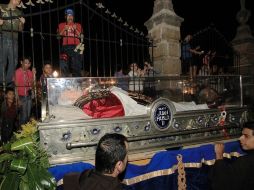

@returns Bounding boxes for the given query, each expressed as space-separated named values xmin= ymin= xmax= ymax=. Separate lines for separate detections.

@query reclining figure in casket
xmin=49 ymin=82 xmax=209 ymax=121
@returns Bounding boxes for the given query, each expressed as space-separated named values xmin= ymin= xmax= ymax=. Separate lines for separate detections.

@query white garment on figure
xmin=110 ymin=86 xmax=148 ymax=116
xmin=172 ymin=101 xmax=208 ymax=112
xmin=52 ymin=86 xmax=208 ymax=121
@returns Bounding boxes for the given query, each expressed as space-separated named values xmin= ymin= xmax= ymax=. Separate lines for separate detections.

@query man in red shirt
xmin=58 ymin=8 xmax=83 ymax=77
xmin=14 ymin=56 xmax=36 ymax=125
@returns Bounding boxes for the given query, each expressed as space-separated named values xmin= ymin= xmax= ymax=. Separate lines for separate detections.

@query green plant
xmin=0 ymin=120 xmax=56 ymax=190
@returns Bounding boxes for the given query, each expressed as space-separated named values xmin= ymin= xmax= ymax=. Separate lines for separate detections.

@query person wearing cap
xmin=209 ymin=121 xmax=254 ymax=190
xmin=58 ymin=8 xmax=83 ymax=77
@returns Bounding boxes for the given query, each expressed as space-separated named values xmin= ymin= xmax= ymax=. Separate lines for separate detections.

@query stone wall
xmin=145 ymin=0 xmax=183 ymax=76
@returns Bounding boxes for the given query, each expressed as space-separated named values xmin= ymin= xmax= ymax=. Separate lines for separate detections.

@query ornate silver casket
xmin=38 ymin=76 xmax=248 ymax=165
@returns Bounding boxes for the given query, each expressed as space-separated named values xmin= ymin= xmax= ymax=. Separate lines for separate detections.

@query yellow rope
xmin=177 ymin=154 xmax=187 ymax=190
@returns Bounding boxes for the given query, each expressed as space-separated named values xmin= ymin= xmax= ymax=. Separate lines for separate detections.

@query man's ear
xmin=115 ymin=160 xmax=123 ymax=174
xmin=116 ymin=161 xmax=122 ymax=169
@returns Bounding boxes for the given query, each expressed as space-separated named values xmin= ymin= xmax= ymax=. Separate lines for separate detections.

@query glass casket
xmin=38 ymin=75 xmax=248 ymax=165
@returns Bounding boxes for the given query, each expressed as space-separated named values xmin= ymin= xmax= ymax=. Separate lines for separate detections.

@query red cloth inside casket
xmin=82 ymin=93 xmax=125 ymax=118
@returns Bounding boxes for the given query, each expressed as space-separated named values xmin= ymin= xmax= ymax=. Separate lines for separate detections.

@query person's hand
xmin=0 ymin=19 xmax=3 ymax=25
xmin=18 ymin=99 xmax=23 ymax=107
xmin=137 ymin=68 xmax=141 ymax=75
xmin=148 ymin=64 xmax=153 ymax=70
xmin=138 ymin=69 xmax=145 ymax=76
xmin=64 ymin=25 xmax=69 ymax=31
xmin=19 ymin=17 xmax=25 ymax=24
xmin=32 ymin=67 xmax=36 ymax=75
xmin=214 ymin=143 xmax=224 ymax=160
xmin=73 ymin=24 xmax=81 ymax=35
xmin=195 ymin=46 xmax=200 ymax=50
xmin=143 ymin=67 xmax=148 ymax=73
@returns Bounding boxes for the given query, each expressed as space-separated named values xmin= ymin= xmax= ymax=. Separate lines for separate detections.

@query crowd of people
xmin=181 ymin=34 xmax=225 ymax=78
xmin=114 ymin=61 xmax=159 ymax=97
xmin=0 ymin=57 xmax=53 ymax=143
xmin=0 ymin=0 xmax=84 ymax=142
xmin=0 ymin=1 xmax=226 ymax=142
xmin=1 ymin=1 xmax=157 ymax=142
xmin=0 ymin=0 xmax=84 ymax=82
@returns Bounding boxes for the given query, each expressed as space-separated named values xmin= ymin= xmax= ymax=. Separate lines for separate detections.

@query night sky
xmin=102 ymin=0 xmax=254 ymax=41
xmin=1 ymin=0 xmax=253 ymax=41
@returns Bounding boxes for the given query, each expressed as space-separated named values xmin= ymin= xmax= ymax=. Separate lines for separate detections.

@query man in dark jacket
xmin=64 ymin=133 xmax=128 ymax=190
xmin=0 ymin=0 xmax=25 ymax=87
xmin=209 ymin=121 xmax=254 ymax=190
xmin=0 ymin=88 xmax=18 ymax=143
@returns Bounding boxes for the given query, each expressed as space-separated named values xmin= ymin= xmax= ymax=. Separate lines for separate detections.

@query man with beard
xmin=64 ymin=133 xmax=128 ymax=190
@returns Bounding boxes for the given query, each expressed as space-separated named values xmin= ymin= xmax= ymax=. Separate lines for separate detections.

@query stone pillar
xmin=232 ymin=0 xmax=254 ymax=75
xmin=145 ymin=0 xmax=183 ymax=76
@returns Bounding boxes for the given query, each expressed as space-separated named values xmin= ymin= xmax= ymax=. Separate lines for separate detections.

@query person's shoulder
xmin=40 ymin=74 xmax=44 ymax=80
xmin=58 ymin=22 xmax=65 ymax=27
xmin=79 ymin=169 xmax=94 ymax=182
xmin=79 ymin=169 xmax=98 ymax=189
xmin=76 ymin=23 xmax=82 ymax=29
xmin=15 ymin=7 xmax=23 ymax=14
xmin=14 ymin=68 xmax=22 ymax=78
xmin=79 ymin=169 xmax=124 ymax=190
xmin=80 ymin=168 xmax=93 ymax=175
xmin=128 ymin=71 xmax=134 ymax=76
xmin=0 ymin=4 xmax=7 ymax=10
xmin=239 ymin=151 xmax=254 ymax=161
xmin=15 ymin=67 xmax=22 ymax=73
xmin=0 ymin=4 xmax=9 ymax=13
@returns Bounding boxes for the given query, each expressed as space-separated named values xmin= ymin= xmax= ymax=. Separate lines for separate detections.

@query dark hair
xmin=243 ymin=121 xmax=254 ymax=135
xmin=116 ymin=64 xmax=123 ymax=72
xmin=95 ymin=133 xmax=127 ymax=174
xmin=5 ymin=87 xmax=15 ymax=94
xmin=43 ymin=60 xmax=52 ymax=66
xmin=42 ymin=61 xmax=53 ymax=69
xmin=21 ymin=56 xmax=32 ymax=62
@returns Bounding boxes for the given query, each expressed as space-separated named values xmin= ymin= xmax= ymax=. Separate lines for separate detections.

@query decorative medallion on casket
xmin=150 ymin=98 xmax=176 ymax=131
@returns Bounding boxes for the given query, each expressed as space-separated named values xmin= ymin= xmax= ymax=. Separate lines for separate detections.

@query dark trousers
xmin=19 ymin=95 xmax=32 ymax=125
xmin=0 ymin=36 xmax=18 ymax=85
xmin=1 ymin=119 xmax=16 ymax=143
xmin=60 ymin=45 xmax=83 ymax=77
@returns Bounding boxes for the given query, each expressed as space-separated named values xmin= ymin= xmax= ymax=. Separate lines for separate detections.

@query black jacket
xmin=64 ymin=169 xmax=124 ymax=190
xmin=209 ymin=151 xmax=254 ymax=190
